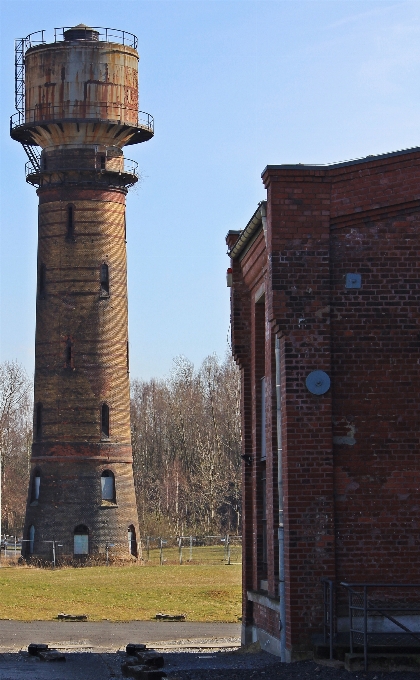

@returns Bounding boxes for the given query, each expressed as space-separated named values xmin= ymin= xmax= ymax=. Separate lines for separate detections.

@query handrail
xmin=340 ymin=582 xmax=420 ymax=672
xmin=10 ymin=106 xmax=154 ymax=134
xmin=25 ymin=156 xmax=139 ymax=185
xmin=54 ymin=26 xmax=137 ymax=49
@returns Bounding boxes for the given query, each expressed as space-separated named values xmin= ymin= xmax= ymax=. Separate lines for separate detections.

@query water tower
xmin=10 ymin=25 xmax=153 ymax=560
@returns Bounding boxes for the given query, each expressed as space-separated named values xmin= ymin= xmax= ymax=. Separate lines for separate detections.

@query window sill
xmin=101 ymin=501 xmax=118 ymax=508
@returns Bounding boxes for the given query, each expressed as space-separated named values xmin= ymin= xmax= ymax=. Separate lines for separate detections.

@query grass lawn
xmin=0 ymin=564 xmax=241 ymax=622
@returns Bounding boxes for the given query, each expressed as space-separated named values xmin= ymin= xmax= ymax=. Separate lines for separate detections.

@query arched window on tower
xmin=35 ymin=403 xmax=43 ymax=440
xmin=100 ymin=263 xmax=109 ymax=297
xmin=31 ymin=468 xmax=41 ymax=503
xmin=101 ymin=470 xmax=115 ymax=502
xmin=128 ymin=525 xmax=137 ymax=557
xmin=101 ymin=403 xmax=110 ymax=438
xmin=74 ymin=525 xmax=89 ymax=555
xmin=28 ymin=525 xmax=35 ymax=555
xmin=66 ymin=205 xmax=75 ymax=241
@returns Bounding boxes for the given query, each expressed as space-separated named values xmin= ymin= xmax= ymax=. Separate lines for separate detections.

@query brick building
xmin=11 ymin=25 xmax=153 ymax=560
xmin=226 ymin=147 xmax=420 ymax=660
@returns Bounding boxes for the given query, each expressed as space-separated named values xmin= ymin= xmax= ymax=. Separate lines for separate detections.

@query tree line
xmin=0 ymin=353 xmax=241 ymax=537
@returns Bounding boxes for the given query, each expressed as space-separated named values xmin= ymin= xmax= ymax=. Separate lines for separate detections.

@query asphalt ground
xmin=0 ymin=623 xmax=418 ymax=679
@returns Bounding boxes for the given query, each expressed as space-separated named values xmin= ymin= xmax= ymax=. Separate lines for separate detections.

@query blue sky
xmin=1 ymin=0 xmax=419 ymax=381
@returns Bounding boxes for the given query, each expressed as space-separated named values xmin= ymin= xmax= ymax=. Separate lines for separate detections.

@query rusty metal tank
xmin=11 ymin=25 xmax=153 ymax=149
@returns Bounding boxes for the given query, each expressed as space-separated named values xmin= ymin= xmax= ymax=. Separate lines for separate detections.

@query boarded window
xmin=100 ymin=263 xmax=109 ymax=296
xmin=101 ymin=470 xmax=115 ymax=500
xmin=101 ymin=403 xmax=110 ymax=438
xmin=35 ymin=403 xmax=43 ymax=439
xmin=66 ymin=205 xmax=75 ymax=240
xmin=74 ymin=525 xmax=89 ymax=555
xmin=29 ymin=525 xmax=35 ymax=554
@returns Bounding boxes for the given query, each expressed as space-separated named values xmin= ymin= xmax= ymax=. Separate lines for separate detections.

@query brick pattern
xmin=23 ymin=177 xmax=139 ymax=558
xmin=229 ymin=149 xmax=420 ymax=658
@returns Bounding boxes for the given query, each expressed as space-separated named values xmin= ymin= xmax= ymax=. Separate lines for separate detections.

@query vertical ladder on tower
xmin=14 ymin=32 xmax=46 ymax=175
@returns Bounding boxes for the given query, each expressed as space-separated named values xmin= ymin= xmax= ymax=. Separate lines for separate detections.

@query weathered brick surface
xmin=228 ymin=148 xmax=420 ymax=658
xmin=23 ymin=177 xmax=139 ymax=558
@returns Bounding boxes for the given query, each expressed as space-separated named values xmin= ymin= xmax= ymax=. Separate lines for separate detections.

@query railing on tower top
xmin=54 ymin=26 xmax=138 ymax=49
xmin=10 ymin=106 xmax=154 ymax=134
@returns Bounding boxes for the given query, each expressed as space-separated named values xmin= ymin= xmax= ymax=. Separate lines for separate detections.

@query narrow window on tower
xmin=101 ymin=403 xmax=110 ymax=438
xmin=101 ymin=470 xmax=116 ymax=502
xmin=128 ymin=525 xmax=137 ymax=557
xmin=31 ymin=469 xmax=41 ymax=503
xmin=100 ymin=263 xmax=109 ymax=297
xmin=100 ymin=155 xmax=106 ymax=170
xmin=66 ymin=204 xmax=75 ymax=241
xmin=35 ymin=403 xmax=43 ymax=439
xmin=65 ymin=336 xmax=74 ymax=369
xmin=126 ymin=340 xmax=129 ymax=372
xmin=28 ymin=525 xmax=35 ymax=555
xmin=124 ymin=215 xmax=127 ymax=241
xmin=38 ymin=262 xmax=46 ymax=299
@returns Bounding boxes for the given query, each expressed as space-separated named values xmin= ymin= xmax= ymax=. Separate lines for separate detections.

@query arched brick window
xmin=128 ymin=525 xmax=137 ymax=557
xmin=101 ymin=470 xmax=115 ymax=502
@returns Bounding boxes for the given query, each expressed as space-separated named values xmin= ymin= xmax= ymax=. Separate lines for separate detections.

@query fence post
xmin=146 ymin=536 xmax=150 ymax=560
xmin=189 ymin=536 xmax=193 ymax=562
xmin=227 ymin=534 xmax=231 ymax=565
xmin=178 ymin=537 xmax=182 ymax=565
xmin=14 ymin=536 xmax=17 ymax=558
xmin=159 ymin=538 xmax=163 ymax=566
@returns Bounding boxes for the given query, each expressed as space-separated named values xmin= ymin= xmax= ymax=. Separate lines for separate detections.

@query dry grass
xmin=0 ymin=563 xmax=241 ymax=622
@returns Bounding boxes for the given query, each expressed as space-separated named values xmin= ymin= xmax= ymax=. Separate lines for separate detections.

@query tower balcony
xmin=25 ymin=148 xmax=140 ymax=188
xmin=10 ymin=105 xmax=154 ymax=148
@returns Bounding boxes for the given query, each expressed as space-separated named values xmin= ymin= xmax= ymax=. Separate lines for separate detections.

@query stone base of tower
xmin=23 ymin=451 xmax=139 ymax=562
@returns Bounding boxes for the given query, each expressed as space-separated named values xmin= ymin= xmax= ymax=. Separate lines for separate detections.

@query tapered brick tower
xmin=10 ymin=25 xmax=153 ymax=560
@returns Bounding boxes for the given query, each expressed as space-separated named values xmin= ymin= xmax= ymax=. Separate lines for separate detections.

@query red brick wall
xmin=230 ymin=148 xmax=420 ymax=658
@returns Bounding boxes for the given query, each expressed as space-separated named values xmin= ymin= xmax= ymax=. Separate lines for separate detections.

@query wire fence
xmin=0 ymin=535 xmax=242 ymax=567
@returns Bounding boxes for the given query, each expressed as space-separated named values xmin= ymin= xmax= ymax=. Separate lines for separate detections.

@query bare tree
xmin=131 ymin=352 xmax=241 ymax=536
xmin=0 ymin=361 xmax=32 ymax=536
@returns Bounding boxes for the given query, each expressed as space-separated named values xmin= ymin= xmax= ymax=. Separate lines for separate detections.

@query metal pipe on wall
xmin=275 ymin=335 xmax=286 ymax=661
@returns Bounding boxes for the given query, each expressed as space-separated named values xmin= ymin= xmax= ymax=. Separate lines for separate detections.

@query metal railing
xmin=54 ymin=26 xmax=138 ymax=49
xmin=25 ymin=156 xmax=139 ymax=187
xmin=10 ymin=106 xmax=153 ymax=134
xmin=341 ymin=582 xmax=420 ymax=671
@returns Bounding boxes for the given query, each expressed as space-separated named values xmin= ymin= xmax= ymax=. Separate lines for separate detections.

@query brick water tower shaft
xmin=10 ymin=25 xmax=153 ymax=559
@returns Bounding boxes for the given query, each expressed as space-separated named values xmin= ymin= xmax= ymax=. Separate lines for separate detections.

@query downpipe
xmin=275 ymin=335 xmax=286 ymax=661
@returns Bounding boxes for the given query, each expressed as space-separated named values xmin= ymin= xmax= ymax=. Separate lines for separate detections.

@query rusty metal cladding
xmin=10 ymin=25 xmax=153 ymax=561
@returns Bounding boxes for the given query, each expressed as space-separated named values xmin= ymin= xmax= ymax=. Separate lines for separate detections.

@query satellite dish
xmin=306 ymin=370 xmax=330 ymax=395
